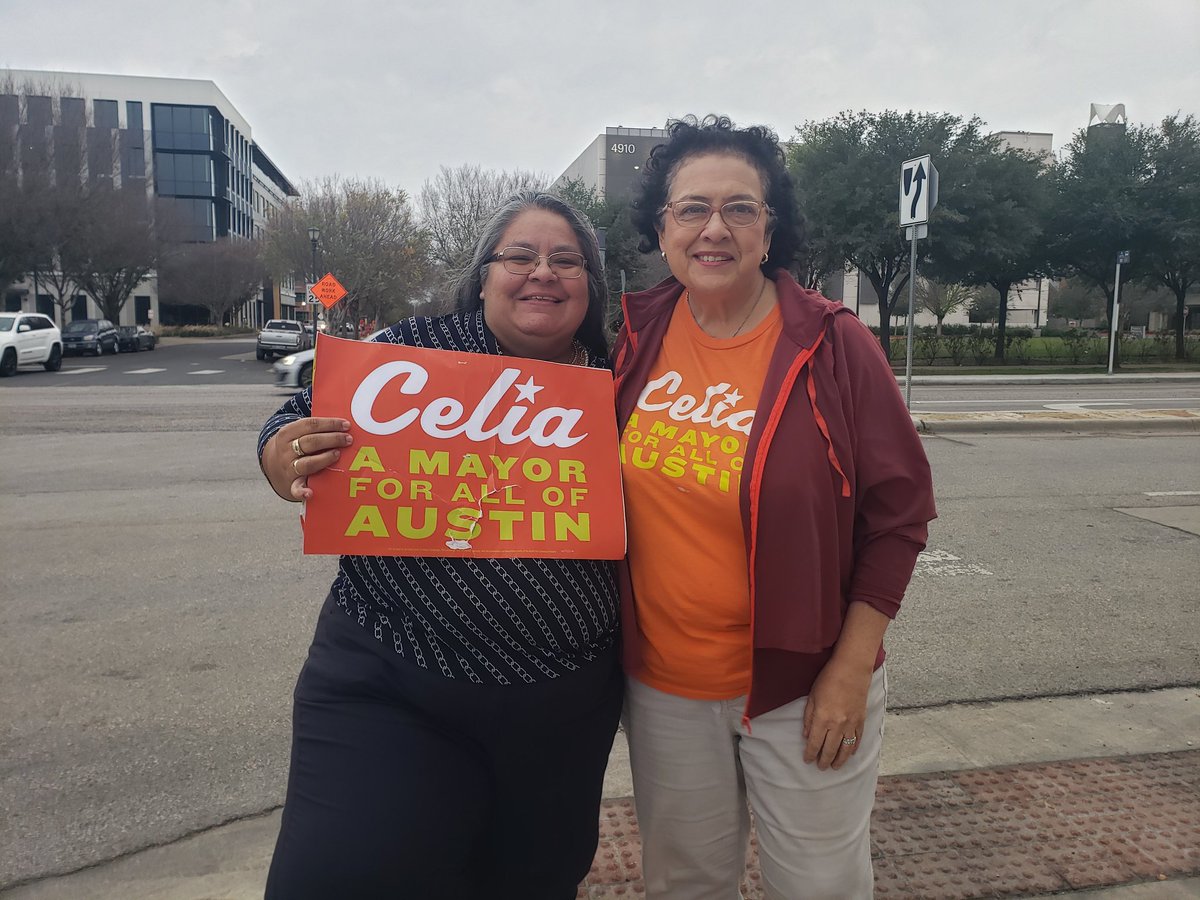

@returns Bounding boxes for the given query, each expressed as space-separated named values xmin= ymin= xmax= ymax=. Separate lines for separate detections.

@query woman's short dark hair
xmin=630 ymin=115 xmax=805 ymax=274
xmin=451 ymin=190 xmax=609 ymax=359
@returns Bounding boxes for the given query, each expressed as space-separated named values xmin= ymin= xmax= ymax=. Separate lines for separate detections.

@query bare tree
xmin=159 ymin=238 xmax=265 ymax=326
xmin=915 ymin=278 xmax=974 ymax=335
xmin=68 ymin=187 xmax=160 ymax=323
xmin=419 ymin=164 xmax=548 ymax=287
xmin=267 ymin=176 xmax=433 ymax=330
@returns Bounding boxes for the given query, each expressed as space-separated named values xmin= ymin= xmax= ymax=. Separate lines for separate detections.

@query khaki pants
xmin=625 ymin=667 xmax=886 ymax=900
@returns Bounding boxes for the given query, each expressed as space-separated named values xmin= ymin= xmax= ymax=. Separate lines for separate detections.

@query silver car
xmin=271 ymin=328 xmax=386 ymax=389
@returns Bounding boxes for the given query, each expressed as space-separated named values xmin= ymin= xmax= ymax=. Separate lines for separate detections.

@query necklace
xmin=687 ymin=278 xmax=769 ymax=339
xmin=496 ymin=338 xmax=589 ymax=367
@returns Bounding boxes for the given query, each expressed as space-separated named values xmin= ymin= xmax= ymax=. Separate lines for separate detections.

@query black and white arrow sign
xmin=899 ymin=155 xmax=938 ymax=227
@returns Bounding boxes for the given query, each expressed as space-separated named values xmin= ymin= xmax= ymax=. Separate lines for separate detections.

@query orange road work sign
xmin=302 ymin=334 xmax=627 ymax=559
xmin=310 ymin=273 xmax=348 ymax=309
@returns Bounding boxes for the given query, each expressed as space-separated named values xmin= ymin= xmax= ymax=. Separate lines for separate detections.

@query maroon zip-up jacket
xmin=613 ymin=273 xmax=937 ymax=720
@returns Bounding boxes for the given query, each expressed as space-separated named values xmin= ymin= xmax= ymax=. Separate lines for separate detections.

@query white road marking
xmin=58 ymin=367 xmax=106 ymax=375
xmin=125 ymin=368 xmax=166 ymax=374
xmin=1043 ymin=401 xmax=1131 ymax=412
xmin=1144 ymin=491 xmax=1200 ymax=497
xmin=913 ymin=549 xmax=994 ymax=577
xmin=187 ymin=369 xmax=225 ymax=375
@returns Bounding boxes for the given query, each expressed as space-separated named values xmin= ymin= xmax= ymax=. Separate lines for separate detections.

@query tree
xmin=418 ymin=165 xmax=546 ymax=292
xmin=789 ymin=110 xmax=1000 ymax=356
xmin=915 ymin=278 xmax=974 ymax=334
xmin=268 ymin=176 xmax=432 ymax=329
xmin=552 ymin=177 xmax=659 ymax=314
xmin=1142 ymin=114 xmax=1200 ymax=359
xmin=68 ymin=186 xmax=160 ymax=323
xmin=159 ymin=238 xmax=265 ymax=326
xmin=1047 ymin=122 xmax=1160 ymax=367
xmin=1048 ymin=278 xmax=1105 ymax=322
xmin=0 ymin=171 xmax=37 ymax=299
xmin=928 ymin=145 xmax=1053 ymax=360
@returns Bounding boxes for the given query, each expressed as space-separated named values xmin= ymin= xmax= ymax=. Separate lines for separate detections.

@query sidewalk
xmin=3 ymin=686 xmax=1197 ymax=899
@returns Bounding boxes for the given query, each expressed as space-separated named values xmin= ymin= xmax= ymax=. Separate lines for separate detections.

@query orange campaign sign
xmin=303 ymin=334 xmax=626 ymax=559
xmin=310 ymin=273 xmax=348 ymax=309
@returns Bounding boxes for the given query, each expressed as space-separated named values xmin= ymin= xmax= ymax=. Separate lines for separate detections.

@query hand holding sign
xmin=263 ymin=417 xmax=353 ymax=501
xmin=303 ymin=334 xmax=626 ymax=559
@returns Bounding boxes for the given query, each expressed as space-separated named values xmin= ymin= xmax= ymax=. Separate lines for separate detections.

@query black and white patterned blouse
xmin=258 ymin=309 xmax=619 ymax=684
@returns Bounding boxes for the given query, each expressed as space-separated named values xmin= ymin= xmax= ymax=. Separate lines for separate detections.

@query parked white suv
xmin=0 ymin=312 xmax=63 ymax=376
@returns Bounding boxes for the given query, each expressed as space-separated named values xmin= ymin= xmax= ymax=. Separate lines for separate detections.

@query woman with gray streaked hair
xmin=257 ymin=190 xmax=621 ymax=899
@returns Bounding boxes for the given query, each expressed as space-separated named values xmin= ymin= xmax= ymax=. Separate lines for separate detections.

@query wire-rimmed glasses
xmin=660 ymin=200 xmax=771 ymax=228
xmin=487 ymin=247 xmax=588 ymax=278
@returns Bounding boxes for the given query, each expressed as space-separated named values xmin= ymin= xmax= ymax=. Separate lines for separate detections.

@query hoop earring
xmin=660 ymin=251 xmax=667 ymax=261
xmin=761 ymin=252 xmax=769 ymax=264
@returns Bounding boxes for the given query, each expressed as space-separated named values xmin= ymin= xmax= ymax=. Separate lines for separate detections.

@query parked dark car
xmin=62 ymin=318 xmax=119 ymax=356
xmin=117 ymin=325 xmax=157 ymax=352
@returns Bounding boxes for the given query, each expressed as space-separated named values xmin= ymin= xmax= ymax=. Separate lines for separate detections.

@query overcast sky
xmin=4 ymin=0 xmax=1197 ymax=198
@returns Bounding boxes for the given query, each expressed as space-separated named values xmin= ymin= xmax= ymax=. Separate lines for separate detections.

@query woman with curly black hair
xmin=613 ymin=115 xmax=936 ymax=898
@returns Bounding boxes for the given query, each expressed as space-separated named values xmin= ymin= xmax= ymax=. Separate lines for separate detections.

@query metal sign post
xmin=899 ymin=156 xmax=939 ymax=409
xmin=1107 ymin=250 xmax=1130 ymax=375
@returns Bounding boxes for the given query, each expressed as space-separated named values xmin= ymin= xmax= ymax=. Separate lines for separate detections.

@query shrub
xmin=943 ymin=333 xmax=969 ymax=365
xmin=158 ymin=324 xmax=256 ymax=338
xmin=967 ymin=331 xmax=992 ymax=365
xmin=1063 ymin=329 xmax=1093 ymax=364
xmin=915 ymin=333 xmax=941 ymax=366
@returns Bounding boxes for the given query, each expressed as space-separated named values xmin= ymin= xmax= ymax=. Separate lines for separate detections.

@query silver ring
xmin=841 ymin=735 xmax=858 ymax=746
xmin=291 ymin=437 xmax=305 ymax=458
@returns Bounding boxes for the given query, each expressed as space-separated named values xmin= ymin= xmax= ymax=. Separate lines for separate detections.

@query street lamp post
xmin=308 ymin=227 xmax=320 ymax=347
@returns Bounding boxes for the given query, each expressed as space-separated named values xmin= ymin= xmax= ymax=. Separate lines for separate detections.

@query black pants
xmin=265 ymin=596 xmax=623 ymax=899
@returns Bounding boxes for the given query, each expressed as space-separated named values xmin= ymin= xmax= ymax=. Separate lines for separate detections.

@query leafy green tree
xmin=1142 ymin=114 xmax=1200 ymax=359
xmin=1048 ymin=278 xmax=1105 ymax=322
xmin=789 ymin=110 xmax=1000 ymax=356
xmin=928 ymin=145 xmax=1053 ymax=360
xmin=553 ymin=177 xmax=656 ymax=312
xmin=1047 ymin=122 xmax=1159 ymax=366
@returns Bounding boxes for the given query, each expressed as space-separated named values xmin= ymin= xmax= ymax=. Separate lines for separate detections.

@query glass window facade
xmin=26 ymin=96 xmax=52 ymax=128
xmin=154 ymin=151 xmax=212 ymax=196
xmin=60 ymin=97 xmax=85 ymax=128
xmin=94 ymin=99 xmax=118 ymax=130
xmin=152 ymin=104 xmax=212 ymax=151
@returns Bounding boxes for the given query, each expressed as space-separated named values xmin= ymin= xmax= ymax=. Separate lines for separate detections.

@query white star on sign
xmin=514 ymin=376 xmax=544 ymax=403
xmin=723 ymin=388 xmax=743 ymax=406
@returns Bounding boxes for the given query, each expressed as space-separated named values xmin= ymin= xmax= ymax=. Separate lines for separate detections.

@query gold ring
xmin=291 ymin=437 xmax=304 ymax=457
xmin=292 ymin=458 xmax=302 ymax=475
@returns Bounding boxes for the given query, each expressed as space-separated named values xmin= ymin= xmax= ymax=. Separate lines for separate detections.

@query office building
xmin=1 ymin=68 xmax=297 ymax=326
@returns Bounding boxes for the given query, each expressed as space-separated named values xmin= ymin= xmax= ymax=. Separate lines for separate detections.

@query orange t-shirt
xmin=620 ymin=296 xmax=783 ymax=699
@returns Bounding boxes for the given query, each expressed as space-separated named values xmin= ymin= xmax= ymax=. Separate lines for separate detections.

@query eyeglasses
xmin=487 ymin=247 xmax=588 ymax=278
xmin=660 ymin=200 xmax=771 ymax=229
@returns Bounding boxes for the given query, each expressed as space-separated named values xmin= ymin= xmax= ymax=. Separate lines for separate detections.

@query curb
xmin=912 ymin=411 xmax=1200 ymax=435
xmin=898 ymin=373 xmax=1200 ymax=386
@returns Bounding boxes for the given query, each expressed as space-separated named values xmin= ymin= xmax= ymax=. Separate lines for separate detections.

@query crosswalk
xmin=54 ymin=366 xmax=223 ymax=376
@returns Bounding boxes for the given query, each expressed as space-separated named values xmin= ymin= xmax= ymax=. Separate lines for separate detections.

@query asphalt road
xmin=909 ymin=380 xmax=1200 ymax=412
xmin=0 ymin=380 xmax=1198 ymax=888
xmin=0 ymin=337 xmax=278 ymax=388
xmin=4 ymin=337 xmax=1198 ymax=411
